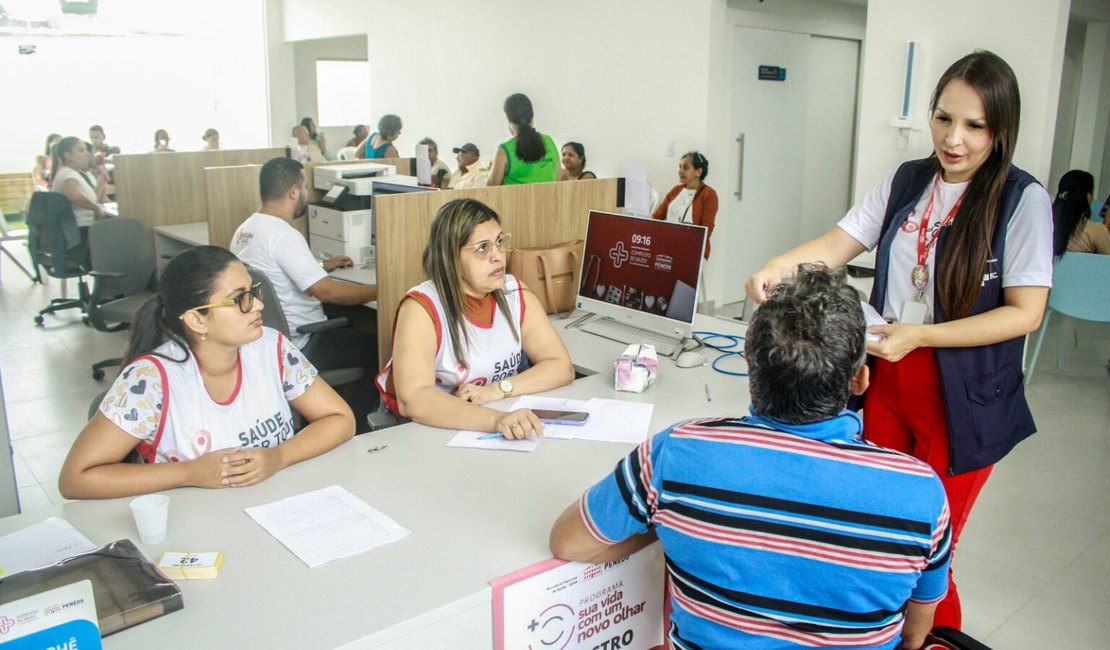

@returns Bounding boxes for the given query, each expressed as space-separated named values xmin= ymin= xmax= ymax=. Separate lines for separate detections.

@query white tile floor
xmin=2 ymin=253 xmax=1109 ymax=648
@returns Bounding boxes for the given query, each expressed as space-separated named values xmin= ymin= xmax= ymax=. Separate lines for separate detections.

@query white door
xmin=723 ymin=27 xmax=859 ymax=306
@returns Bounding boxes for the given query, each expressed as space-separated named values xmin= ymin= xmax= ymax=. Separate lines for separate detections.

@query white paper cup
xmin=129 ymin=494 xmax=170 ymax=544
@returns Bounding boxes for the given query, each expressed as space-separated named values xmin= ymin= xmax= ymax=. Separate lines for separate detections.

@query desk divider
xmin=113 ymin=148 xmax=284 ymax=246
xmin=373 ymin=178 xmax=623 ymax=362
xmin=204 ymin=165 xmax=267 ymax=249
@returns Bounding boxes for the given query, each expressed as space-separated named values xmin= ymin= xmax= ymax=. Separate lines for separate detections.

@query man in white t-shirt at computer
xmin=231 ymin=157 xmax=377 ymax=431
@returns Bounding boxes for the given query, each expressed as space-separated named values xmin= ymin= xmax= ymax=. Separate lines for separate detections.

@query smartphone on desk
xmin=532 ymin=409 xmax=590 ymax=426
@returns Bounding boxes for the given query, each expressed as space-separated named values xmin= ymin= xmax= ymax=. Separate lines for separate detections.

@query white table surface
xmin=0 ymin=313 xmax=750 ymax=649
xmin=153 ymin=222 xmax=210 ymax=246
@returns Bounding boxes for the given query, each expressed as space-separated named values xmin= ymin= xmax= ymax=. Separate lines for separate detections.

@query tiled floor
xmin=2 ymin=252 xmax=1109 ymax=648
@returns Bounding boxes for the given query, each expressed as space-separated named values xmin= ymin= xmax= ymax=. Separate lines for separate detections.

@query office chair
xmin=25 ymin=192 xmax=90 ymax=325
xmin=86 ymin=218 xmax=158 ymax=380
xmin=245 ymin=265 xmax=367 ymax=395
xmin=0 ymin=213 xmax=38 ymax=282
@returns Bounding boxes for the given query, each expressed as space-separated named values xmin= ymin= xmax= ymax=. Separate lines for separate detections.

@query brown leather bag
xmin=508 ymin=239 xmax=584 ymax=316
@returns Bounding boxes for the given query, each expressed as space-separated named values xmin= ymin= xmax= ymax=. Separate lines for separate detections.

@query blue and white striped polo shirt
xmin=580 ymin=411 xmax=951 ymax=649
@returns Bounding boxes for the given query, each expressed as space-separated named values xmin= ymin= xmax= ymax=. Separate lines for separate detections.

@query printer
xmin=314 ymin=162 xmax=400 ymax=193
xmin=308 ymin=164 xmax=421 ymax=263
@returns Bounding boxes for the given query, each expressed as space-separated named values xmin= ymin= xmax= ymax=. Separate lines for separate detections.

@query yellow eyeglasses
xmin=179 ymin=283 xmax=263 ymax=319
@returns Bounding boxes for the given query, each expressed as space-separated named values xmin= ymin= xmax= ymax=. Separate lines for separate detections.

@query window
xmin=316 ymin=60 xmax=370 ymax=127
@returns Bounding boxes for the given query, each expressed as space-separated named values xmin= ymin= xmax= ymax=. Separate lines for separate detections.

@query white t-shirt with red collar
xmin=375 ymin=276 xmax=525 ymax=412
xmin=99 ymin=327 xmax=318 ymax=463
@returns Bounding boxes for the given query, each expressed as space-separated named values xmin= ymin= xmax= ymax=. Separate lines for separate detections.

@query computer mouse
xmin=674 ymin=351 xmax=707 ymax=368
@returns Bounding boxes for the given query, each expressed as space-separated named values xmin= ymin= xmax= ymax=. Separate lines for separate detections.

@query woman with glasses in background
xmin=651 ymin=151 xmax=718 ymax=259
xmin=59 ymin=246 xmax=354 ymax=499
xmin=375 ymin=199 xmax=574 ymax=438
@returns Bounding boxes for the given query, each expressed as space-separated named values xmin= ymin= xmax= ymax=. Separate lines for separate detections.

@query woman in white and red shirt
xmin=59 ymin=246 xmax=354 ymax=499
xmin=376 ymin=198 xmax=574 ymax=440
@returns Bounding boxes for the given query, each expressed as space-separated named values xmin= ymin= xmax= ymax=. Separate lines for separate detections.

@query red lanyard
xmin=916 ymin=176 xmax=965 ymax=266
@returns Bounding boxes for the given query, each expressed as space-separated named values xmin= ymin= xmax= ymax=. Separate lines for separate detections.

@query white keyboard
xmin=578 ymin=317 xmax=684 ymax=357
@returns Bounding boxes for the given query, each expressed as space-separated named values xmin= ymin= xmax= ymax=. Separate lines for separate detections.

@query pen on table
xmin=478 ymin=432 xmax=502 ymax=440
xmin=704 ymin=383 xmax=712 ymax=403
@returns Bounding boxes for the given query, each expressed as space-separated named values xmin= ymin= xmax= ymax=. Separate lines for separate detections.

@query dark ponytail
xmin=504 ymin=93 xmax=545 ymax=162
xmin=1051 ymin=169 xmax=1095 ymax=258
xmin=122 ymin=246 xmax=239 ymax=368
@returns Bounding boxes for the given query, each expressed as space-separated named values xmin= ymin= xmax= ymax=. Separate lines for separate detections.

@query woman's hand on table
xmin=186 ymin=446 xmax=243 ymax=488
xmin=219 ymin=447 xmax=284 ymax=487
xmin=493 ymin=408 xmax=544 ymax=440
xmin=455 ymin=381 xmax=501 ymax=406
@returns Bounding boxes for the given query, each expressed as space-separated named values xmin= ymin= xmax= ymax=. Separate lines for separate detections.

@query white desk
xmin=153 ymin=222 xmax=209 ymax=274
xmin=328 ymin=262 xmax=378 ymax=312
xmin=0 ymin=313 xmax=749 ymax=649
xmin=330 ymin=262 xmax=377 ymax=286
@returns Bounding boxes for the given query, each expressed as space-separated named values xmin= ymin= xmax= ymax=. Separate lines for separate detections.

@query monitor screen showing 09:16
xmin=577 ymin=210 xmax=707 ymax=332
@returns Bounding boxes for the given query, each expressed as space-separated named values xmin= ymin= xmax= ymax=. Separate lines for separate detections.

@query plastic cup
xmin=129 ymin=494 xmax=170 ymax=544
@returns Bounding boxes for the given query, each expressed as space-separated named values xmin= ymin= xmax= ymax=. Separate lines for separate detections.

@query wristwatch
xmin=498 ymin=379 xmax=514 ymax=399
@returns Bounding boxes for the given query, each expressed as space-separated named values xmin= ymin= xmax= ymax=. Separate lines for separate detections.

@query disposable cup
xmin=129 ymin=494 xmax=170 ymax=544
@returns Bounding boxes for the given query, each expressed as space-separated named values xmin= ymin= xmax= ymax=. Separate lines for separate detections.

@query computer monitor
xmin=576 ymin=210 xmax=707 ymax=338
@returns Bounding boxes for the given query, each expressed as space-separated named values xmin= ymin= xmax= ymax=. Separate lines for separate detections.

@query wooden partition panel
xmin=205 ymin=165 xmax=268 ymax=249
xmin=373 ymin=178 xmax=622 ymax=361
xmin=0 ymin=172 xmax=33 ymax=215
xmin=113 ymin=148 xmax=284 ymax=236
xmin=199 ymin=157 xmax=415 ymax=250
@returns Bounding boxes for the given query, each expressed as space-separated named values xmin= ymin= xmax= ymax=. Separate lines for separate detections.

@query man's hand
xmin=324 ymin=255 xmax=354 ymax=272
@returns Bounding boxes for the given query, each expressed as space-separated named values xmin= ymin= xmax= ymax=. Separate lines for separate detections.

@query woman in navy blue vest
xmin=746 ymin=51 xmax=1053 ymax=631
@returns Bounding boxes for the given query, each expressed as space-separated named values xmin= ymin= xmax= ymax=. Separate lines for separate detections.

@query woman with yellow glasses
xmin=375 ymin=199 xmax=574 ymax=439
xmin=60 ymin=246 xmax=353 ymax=499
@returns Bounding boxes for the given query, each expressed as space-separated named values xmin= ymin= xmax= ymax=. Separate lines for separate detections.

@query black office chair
xmin=26 ymin=191 xmax=91 ymax=325
xmin=245 ymin=266 xmax=367 ymax=405
xmin=86 ymin=218 xmax=158 ymax=380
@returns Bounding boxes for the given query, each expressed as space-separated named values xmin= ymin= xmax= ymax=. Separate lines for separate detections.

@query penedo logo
xmin=608 ymin=242 xmax=629 ymax=269
xmin=0 ymin=615 xmax=14 ymax=634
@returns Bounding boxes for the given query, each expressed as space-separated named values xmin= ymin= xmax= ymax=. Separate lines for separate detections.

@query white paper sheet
xmin=0 ymin=517 xmax=97 ymax=577
xmin=508 ymin=395 xmax=655 ymax=444
xmin=244 ymin=485 xmax=410 ymax=568
xmin=447 ymin=430 xmax=541 ymax=452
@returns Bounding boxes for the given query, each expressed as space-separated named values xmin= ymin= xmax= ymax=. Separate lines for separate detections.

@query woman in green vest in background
xmin=487 ymin=93 xmax=559 ymax=186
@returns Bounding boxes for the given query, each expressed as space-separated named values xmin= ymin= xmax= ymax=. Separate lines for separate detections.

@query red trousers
xmin=864 ymin=347 xmax=992 ymax=631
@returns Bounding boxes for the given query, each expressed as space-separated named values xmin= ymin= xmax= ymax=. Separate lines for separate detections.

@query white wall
xmin=281 ymin=0 xmax=718 ymax=195
xmin=292 ymin=35 xmax=368 ymax=156
xmin=0 ymin=0 xmax=270 ymax=173
xmin=854 ymin=0 xmax=1071 ymax=197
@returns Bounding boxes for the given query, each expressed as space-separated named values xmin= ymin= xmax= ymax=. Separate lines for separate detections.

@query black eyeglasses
xmin=179 ymin=283 xmax=263 ymax=319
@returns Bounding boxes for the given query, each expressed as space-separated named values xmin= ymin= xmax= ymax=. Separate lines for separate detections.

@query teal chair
xmin=1025 ymin=252 xmax=1110 ymax=384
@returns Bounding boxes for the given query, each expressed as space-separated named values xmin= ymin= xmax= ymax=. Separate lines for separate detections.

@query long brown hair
xmin=422 ymin=199 xmax=519 ymax=364
xmin=931 ymin=51 xmax=1020 ymax=319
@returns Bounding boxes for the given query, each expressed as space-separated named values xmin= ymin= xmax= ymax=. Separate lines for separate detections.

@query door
xmin=724 ymin=27 xmax=859 ymax=306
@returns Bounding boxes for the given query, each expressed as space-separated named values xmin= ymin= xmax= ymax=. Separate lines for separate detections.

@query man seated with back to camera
xmin=231 ymin=158 xmax=378 ymax=432
xmin=550 ymin=264 xmax=952 ymax=650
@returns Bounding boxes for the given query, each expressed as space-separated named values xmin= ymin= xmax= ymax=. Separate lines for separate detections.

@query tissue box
xmin=615 ymin=344 xmax=658 ymax=392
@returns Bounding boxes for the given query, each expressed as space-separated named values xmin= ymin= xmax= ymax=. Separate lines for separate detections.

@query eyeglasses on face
xmin=179 ymin=282 xmax=263 ymax=319
xmin=461 ymin=232 xmax=513 ymax=258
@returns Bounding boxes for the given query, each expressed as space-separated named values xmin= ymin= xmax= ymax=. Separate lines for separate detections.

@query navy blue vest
xmin=870 ymin=158 xmax=1040 ymax=474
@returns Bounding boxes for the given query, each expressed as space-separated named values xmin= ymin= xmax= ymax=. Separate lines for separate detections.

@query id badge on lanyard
xmin=904 ymin=176 xmax=965 ymax=325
